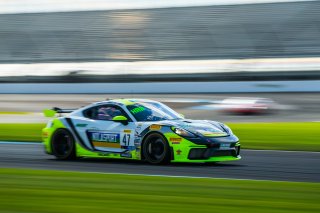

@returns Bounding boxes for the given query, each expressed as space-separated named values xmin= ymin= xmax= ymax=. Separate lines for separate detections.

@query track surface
xmin=0 ymin=143 xmax=319 ymax=182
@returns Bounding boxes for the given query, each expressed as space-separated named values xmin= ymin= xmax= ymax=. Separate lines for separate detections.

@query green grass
xmin=0 ymin=111 xmax=31 ymax=115
xmin=228 ymin=122 xmax=320 ymax=152
xmin=0 ymin=168 xmax=319 ymax=213
xmin=0 ymin=122 xmax=319 ymax=151
xmin=0 ymin=123 xmax=44 ymax=142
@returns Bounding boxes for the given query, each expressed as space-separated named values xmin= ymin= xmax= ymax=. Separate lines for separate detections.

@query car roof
xmin=93 ymin=98 xmax=158 ymax=106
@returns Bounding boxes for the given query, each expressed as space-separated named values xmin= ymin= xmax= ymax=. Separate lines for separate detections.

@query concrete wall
xmin=0 ymin=81 xmax=319 ymax=93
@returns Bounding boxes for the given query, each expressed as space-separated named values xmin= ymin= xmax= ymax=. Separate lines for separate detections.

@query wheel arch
xmin=50 ymin=128 xmax=76 ymax=160
xmin=50 ymin=128 xmax=73 ymax=144
xmin=141 ymin=131 xmax=173 ymax=161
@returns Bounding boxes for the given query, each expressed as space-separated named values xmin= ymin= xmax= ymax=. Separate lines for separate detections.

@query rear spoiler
xmin=43 ymin=107 xmax=76 ymax=117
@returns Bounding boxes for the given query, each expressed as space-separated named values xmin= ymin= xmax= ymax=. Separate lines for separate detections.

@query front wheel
xmin=142 ymin=133 xmax=171 ymax=164
xmin=51 ymin=129 xmax=76 ymax=160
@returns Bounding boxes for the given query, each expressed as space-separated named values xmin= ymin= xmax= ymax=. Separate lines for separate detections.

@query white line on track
xmin=34 ymin=169 xmax=304 ymax=183
xmin=0 ymin=141 xmax=41 ymax=145
xmin=1 ymin=141 xmax=318 ymax=182
xmin=247 ymin=149 xmax=320 ymax=154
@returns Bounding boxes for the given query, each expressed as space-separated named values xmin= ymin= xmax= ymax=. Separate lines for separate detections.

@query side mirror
xmin=112 ymin=115 xmax=129 ymax=125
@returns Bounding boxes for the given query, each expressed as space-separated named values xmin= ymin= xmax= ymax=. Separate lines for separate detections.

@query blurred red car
xmin=218 ymin=97 xmax=276 ymax=115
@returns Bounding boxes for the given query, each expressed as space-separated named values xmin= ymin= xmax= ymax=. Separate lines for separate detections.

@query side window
xmin=83 ymin=105 xmax=128 ymax=121
xmin=83 ymin=107 xmax=95 ymax=119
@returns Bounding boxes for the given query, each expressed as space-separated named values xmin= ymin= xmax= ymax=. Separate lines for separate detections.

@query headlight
xmin=171 ymin=127 xmax=197 ymax=138
xmin=219 ymin=123 xmax=233 ymax=134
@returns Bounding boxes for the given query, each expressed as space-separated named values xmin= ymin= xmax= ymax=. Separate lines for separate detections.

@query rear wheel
xmin=143 ymin=133 xmax=170 ymax=164
xmin=51 ymin=129 xmax=76 ymax=160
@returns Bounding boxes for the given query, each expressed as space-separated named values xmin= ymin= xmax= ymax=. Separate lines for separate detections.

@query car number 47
xmin=122 ymin=134 xmax=131 ymax=146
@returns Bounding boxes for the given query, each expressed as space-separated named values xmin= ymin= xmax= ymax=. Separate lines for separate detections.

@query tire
xmin=51 ymin=129 xmax=76 ymax=160
xmin=142 ymin=132 xmax=171 ymax=164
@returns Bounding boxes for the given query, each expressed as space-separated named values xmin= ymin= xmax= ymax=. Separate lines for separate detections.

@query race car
xmin=42 ymin=99 xmax=241 ymax=164
xmin=218 ymin=97 xmax=276 ymax=115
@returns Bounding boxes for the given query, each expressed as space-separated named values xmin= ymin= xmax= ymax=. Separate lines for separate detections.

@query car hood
xmin=157 ymin=119 xmax=229 ymax=137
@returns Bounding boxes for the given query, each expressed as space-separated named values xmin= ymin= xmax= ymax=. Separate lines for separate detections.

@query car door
xmin=73 ymin=104 xmax=136 ymax=153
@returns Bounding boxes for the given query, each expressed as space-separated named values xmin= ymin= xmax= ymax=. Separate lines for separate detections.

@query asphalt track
xmin=0 ymin=143 xmax=319 ymax=182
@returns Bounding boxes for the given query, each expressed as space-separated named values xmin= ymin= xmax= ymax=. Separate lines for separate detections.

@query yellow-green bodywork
xmin=43 ymin=118 xmax=240 ymax=163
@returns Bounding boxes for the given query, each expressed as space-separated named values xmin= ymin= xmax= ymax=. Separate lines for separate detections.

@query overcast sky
xmin=0 ymin=0 xmax=314 ymax=14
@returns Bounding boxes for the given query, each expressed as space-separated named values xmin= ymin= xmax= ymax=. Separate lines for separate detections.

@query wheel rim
xmin=146 ymin=138 xmax=165 ymax=162
xmin=53 ymin=132 xmax=72 ymax=156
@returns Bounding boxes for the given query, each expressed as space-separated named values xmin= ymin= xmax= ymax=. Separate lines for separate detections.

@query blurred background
xmin=0 ymin=1 xmax=320 ymax=213
xmin=0 ymin=0 xmax=319 ymax=123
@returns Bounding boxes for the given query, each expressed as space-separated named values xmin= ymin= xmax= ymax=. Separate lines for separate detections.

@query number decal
xmin=122 ymin=134 xmax=131 ymax=146
xmin=120 ymin=129 xmax=133 ymax=147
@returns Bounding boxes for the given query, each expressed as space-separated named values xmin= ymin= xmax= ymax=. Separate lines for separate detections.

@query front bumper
xmin=188 ymin=146 xmax=240 ymax=160
xmin=165 ymin=132 xmax=241 ymax=163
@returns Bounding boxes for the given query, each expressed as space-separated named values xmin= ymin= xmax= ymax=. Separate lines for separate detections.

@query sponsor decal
xmin=170 ymin=138 xmax=182 ymax=144
xmin=42 ymin=132 xmax=49 ymax=138
xmin=124 ymin=129 xmax=132 ymax=133
xmin=136 ymin=123 xmax=143 ymax=130
xmin=88 ymin=131 xmax=121 ymax=148
xmin=90 ymin=132 xmax=119 ymax=143
xmin=150 ymin=124 xmax=161 ymax=130
xmin=134 ymin=137 xmax=142 ymax=145
xmin=76 ymin=123 xmax=88 ymax=127
xmin=92 ymin=142 xmax=121 ymax=148
xmin=176 ymin=149 xmax=182 ymax=155
xmin=98 ymin=153 xmax=110 ymax=156
xmin=170 ymin=138 xmax=182 ymax=142
xmin=130 ymin=106 xmax=146 ymax=114
xmin=134 ymin=130 xmax=140 ymax=137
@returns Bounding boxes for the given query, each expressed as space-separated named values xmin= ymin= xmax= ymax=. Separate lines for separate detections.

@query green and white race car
xmin=42 ymin=99 xmax=241 ymax=164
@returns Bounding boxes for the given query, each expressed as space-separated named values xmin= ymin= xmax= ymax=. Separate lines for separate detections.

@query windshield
xmin=127 ymin=101 xmax=182 ymax=122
